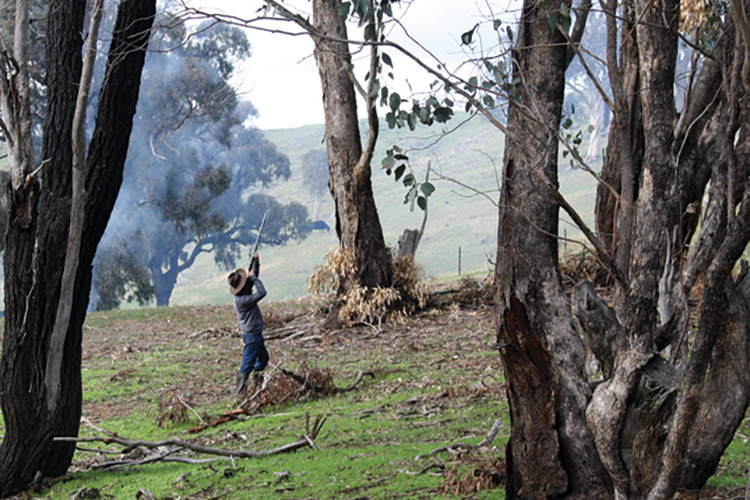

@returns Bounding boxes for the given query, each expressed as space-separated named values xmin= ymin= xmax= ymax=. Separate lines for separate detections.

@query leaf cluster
xmin=158 ymin=163 xmax=232 ymax=238
xmin=94 ymin=230 xmax=156 ymax=311
xmin=382 ymin=148 xmax=434 ymax=212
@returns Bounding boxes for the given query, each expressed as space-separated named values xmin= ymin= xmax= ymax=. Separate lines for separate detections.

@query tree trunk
xmin=575 ymin=4 xmax=750 ymax=500
xmin=594 ymin=0 xmax=642 ymax=288
xmin=312 ymin=0 xmax=393 ymax=290
xmin=152 ymin=266 xmax=179 ymax=307
xmin=0 ymin=0 xmax=156 ymax=495
xmin=495 ymin=0 xmax=612 ymax=497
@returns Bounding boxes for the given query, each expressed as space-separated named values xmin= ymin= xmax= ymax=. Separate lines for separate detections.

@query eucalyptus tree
xmin=486 ymin=0 xmax=750 ymax=497
xmin=0 ymin=0 xmax=156 ymax=495
xmin=253 ymin=0 xmax=396 ymax=291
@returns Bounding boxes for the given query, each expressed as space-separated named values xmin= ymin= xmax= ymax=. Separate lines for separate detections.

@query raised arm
xmin=249 ymin=251 xmax=260 ymax=278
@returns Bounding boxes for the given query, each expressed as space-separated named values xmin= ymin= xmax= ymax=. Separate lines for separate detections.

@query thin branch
xmin=537 ymin=169 xmax=627 ymax=289
xmin=416 ymin=416 xmax=504 ymax=460
xmin=562 ymin=29 xmax=614 ymax=112
xmin=359 ymin=10 xmax=380 ymax=175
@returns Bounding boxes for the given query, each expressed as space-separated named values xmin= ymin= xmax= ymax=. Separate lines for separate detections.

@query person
xmin=228 ymin=251 xmax=268 ymax=397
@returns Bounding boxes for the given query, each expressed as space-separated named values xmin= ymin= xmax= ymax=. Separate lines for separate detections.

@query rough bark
xmin=679 ymin=273 xmax=750 ymax=489
xmin=0 ymin=0 xmax=156 ymax=495
xmin=500 ymin=0 xmax=750 ymax=493
xmin=45 ymin=0 xmax=104 ymax=417
xmin=495 ymin=0 xmax=611 ymax=497
xmin=312 ymin=0 xmax=393 ymax=290
xmin=594 ymin=0 xmax=642 ymax=287
xmin=572 ymin=281 xmax=624 ymax=380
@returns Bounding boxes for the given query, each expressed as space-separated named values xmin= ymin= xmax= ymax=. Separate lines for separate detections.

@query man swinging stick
xmin=228 ymin=213 xmax=269 ymax=396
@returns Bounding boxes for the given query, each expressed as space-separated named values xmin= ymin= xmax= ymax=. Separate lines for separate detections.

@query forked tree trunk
xmin=574 ymin=2 xmax=750 ymax=499
xmin=494 ymin=0 xmax=612 ymax=498
xmin=312 ymin=0 xmax=393 ymax=290
xmin=0 ymin=0 xmax=156 ymax=495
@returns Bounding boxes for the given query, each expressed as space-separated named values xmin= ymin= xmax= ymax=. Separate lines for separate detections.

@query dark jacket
xmin=233 ymin=260 xmax=266 ymax=335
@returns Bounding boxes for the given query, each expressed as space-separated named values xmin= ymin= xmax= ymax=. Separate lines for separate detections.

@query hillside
xmin=170 ymin=114 xmax=598 ymax=306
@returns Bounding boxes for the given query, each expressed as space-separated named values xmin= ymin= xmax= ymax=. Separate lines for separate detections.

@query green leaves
xmin=547 ymin=2 xmax=572 ymax=33
xmin=383 ymin=148 xmax=436 ymax=212
xmin=339 ymin=2 xmax=351 ymax=19
xmin=389 ymin=91 xmax=401 ymax=113
xmin=394 ymin=164 xmax=406 ymax=181
xmin=341 ymin=0 xmax=396 ymax=25
xmin=421 ymin=182 xmax=435 ymax=197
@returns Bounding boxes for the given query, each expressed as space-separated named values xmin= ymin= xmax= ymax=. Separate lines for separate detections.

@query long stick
xmin=251 ymin=211 xmax=268 ymax=258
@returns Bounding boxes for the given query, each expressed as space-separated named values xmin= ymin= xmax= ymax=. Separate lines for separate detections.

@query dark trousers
xmin=240 ymin=333 xmax=269 ymax=373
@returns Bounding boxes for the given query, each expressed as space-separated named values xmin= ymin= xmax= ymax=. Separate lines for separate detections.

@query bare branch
xmin=537 ymin=169 xmax=627 ymax=289
xmin=55 ymin=419 xmax=325 ymax=465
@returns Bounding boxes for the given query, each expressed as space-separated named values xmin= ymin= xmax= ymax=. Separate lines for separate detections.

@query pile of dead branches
xmin=435 ymin=458 xmax=506 ymax=495
xmin=428 ymin=276 xmax=494 ymax=310
xmin=189 ymin=365 xmax=374 ymax=433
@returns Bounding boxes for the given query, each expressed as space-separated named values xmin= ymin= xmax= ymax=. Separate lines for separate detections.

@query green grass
xmin=6 ymin=301 xmax=507 ymax=499
xmin=2 ymin=292 xmax=750 ymax=498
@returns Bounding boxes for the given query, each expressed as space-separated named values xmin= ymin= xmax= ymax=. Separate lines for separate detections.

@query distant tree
xmin=301 ymin=148 xmax=329 ymax=220
xmin=94 ymin=19 xmax=310 ymax=309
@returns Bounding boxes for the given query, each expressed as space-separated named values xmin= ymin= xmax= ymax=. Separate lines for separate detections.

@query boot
xmin=235 ymin=371 xmax=250 ymax=396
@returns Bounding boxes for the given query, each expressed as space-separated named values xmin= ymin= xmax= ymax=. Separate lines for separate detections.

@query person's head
xmin=228 ymin=269 xmax=248 ymax=295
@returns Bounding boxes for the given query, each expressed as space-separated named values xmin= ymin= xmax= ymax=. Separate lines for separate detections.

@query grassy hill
xmin=170 ymin=113 xmax=598 ymax=306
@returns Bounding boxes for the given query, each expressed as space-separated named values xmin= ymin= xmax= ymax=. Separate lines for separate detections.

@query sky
xmin=183 ymin=0 xmax=511 ymax=130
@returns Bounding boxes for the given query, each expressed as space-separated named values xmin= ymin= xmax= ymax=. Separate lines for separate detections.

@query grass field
xmin=3 ymin=288 xmax=511 ymax=500
xmin=1 ymin=280 xmax=749 ymax=499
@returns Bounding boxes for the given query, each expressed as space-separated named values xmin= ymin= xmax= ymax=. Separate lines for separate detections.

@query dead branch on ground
xmin=416 ymin=417 xmax=504 ymax=460
xmin=55 ymin=413 xmax=327 ymax=471
xmin=281 ymin=368 xmax=375 ymax=394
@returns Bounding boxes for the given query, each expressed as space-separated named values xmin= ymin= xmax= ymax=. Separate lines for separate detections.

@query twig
xmin=89 ymin=448 xmax=180 ymax=471
xmin=178 ymin=394 xmax=206 ymax=426
xmin=476 ymin=418 xmax=504 ymax=447
xmin=281 ymin=368 xmax=375 ymax=393
xmin=136 ymin=489 xmax=157 ymax=500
